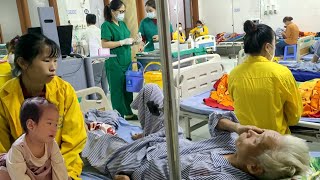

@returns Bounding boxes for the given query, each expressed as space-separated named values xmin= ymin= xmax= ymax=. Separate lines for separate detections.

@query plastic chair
xmin=283 ymin=45 xmax=297 ymax=60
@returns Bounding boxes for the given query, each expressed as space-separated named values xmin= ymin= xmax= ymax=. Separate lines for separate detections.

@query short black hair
xmin=196 ymin=20 xmax=203 ymax=25
xmin=14 ymin=33 xmax=60 ymax=76
xmin=243 ymin=20 xmax=275 ymax=54
xmin=176 ymin=22 xmax=182 ymax=27
xmin=104 ymin=0 xmax=125 ymax=22
xmin=20 ymin=97 xmax=58 ymax=133
xmin=145 ymin=0 xmax=156 ymax=9
xmin=86 ymin=14 xmax=96 ymax=25
xmin=283 ymin=16 xmax=293 ymax=23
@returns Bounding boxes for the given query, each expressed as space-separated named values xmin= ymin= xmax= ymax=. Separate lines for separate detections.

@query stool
xmin=283 ymin=45 xmax=297 ymax=60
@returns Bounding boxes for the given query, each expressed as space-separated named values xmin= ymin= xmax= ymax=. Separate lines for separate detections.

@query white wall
xmin=89 ymin=0 xmax=105 ymax=28
xmin=56 ymin=0 xmax=91 ymax=26
xmin=199 ymin=0 xmax=320 ymax=35
xmin=28 ymin=0 xmax=50 ymax=27
xmin=0 ymin=0 xmax=22 ymax=43
xmin=169 ymin=0 xmax=185 ymax=31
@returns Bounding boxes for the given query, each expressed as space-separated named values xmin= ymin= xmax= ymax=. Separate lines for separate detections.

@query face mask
xmin=116 ymin=13 xmax=125 ymax=21
xmin=266 ymin=44 xmax=275 ymax=61
xmin=147 ymin=12 xmax=156 ymax=19
xmin=8 ymin=54 xmax=14 ymax=64
xmin=178 ymin=27 xmax=183 ymax=31
xmin=197 ymin=26 xmax=202 ymax=28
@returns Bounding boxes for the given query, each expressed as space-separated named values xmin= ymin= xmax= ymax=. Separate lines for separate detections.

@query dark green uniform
xmin=101 ymin=20 xmax=133 ymax=117
xmin=138 ymin=18 xmax=173 ymax=52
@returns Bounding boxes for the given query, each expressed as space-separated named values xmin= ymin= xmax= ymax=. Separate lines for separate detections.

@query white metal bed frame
xmin=175 ymin=54 xmax=320 ymax=142
xmin=76 ymin=86 xmax=112 ymax=113
xmin=173 ymin=54 xmax=225 ymax=138
xmin=296 ymin=36 xmax=315 ymax=61
xmin=194 ymin=35 xmax=217 ymax=51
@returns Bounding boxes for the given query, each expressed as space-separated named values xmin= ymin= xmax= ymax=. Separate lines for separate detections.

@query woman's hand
xmin=235 ymin=124 xmax=264 ymax=135
xmin=138 ymin=42 xmax=145 ymax=52
xmin=152 ymin=35 xmax=159 ymax=42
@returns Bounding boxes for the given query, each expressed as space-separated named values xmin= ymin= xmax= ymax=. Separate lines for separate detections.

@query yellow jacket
xmin=229 ymin=56 xmax=302 ymax=134
xmin=0 ymin=76 xmax=87 ymax=180
xmin=0 ymin=61 xmax=12 ymax=88
xmin=189 ymin=25 xmax=209 ymax=39
xmin=173 ymin=31 xmax=186 ymax=43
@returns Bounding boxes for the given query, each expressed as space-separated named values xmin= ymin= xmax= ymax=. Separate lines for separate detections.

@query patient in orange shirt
xmin=275 ymin=16 xmax=299 ymax=57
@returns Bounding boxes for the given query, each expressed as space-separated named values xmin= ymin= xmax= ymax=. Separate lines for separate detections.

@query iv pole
xmin=156 ymin=0 xmax=182 ymax=179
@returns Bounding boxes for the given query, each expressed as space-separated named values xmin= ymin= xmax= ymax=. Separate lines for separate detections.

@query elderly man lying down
xmin=84 ymin=84 xmax=310 ymax=180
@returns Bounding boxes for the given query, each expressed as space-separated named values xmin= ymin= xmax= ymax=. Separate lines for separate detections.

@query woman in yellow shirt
xmin=275 ymin=16 xmax=299 ymax=56
xmin=229 ymin=20 xmax=302 ymax=134
xmin=0 ymin=34 xmax=87 ymax=180
xmin=173 ymin=22 xmax=186 ymax=43
xmin=189 ymin=20 xmax=209 ymax=39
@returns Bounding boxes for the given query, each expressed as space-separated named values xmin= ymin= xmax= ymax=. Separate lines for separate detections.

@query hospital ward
xmin=1 ymin=0 xmax=320 ymax=179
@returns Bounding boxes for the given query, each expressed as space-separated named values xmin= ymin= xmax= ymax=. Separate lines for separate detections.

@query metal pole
xmin=155 ymin=0 xmax=182 ymax=180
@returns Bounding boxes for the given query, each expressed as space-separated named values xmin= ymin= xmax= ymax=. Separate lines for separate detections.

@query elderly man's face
xmin=235 ymin=130 xmax=282 ymax=161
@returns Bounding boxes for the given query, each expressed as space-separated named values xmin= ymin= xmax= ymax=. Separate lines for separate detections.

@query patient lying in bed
xmin=85 ymin=84 xmax=310 ymax=180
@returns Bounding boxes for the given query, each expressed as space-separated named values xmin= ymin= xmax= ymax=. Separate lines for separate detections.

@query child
xmin=1 ymin=97 xmax=69 ymax=180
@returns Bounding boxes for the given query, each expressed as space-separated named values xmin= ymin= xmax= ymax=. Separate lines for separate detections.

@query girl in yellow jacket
xmin=189 ymin=20 xmax=209 ymax=39
xmin=0 ymin=34 xmax=87 ymax=180
xmin=173 ymin=22 xmax=186 ymax=43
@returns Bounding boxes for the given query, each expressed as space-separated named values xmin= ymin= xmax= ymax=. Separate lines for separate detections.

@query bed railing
xmin=173 ymin=54 xmax=225 ymax=99
xmin=297 ymin=36 xmax=315 ymax=61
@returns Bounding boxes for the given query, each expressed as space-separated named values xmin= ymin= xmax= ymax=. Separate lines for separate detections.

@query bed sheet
xmin=116 ymin=118 xmax=143 ymax=143
xmin=180 ymin=90 xmax=320 ymax=124
xmin=301 ymin=54 xmax=314 ymax=61
xmin=180 ymin=90 xmax=227 ymax=115
xmin=225 ymin=34 xmax=245 ymax=42
xmin=278 ymin=61 xmax=320 ymax=82
xmin=291 ymin=69 xmax=320 ymax=82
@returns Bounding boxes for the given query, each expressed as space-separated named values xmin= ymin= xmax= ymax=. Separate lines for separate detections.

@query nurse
xmin=138 ymin=0 xmax=173 ymax=52
xmin=101 ymin=0 xmax=137 ymax=120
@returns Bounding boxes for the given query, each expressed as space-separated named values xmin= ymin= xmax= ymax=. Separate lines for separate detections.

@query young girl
xmin=1 ymin=97 xmax=68 ymax=180
xmin=0 ymin=33 xmax=87 ymax=180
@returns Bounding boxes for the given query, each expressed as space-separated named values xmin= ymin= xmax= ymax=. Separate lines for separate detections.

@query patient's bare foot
xmin=114 ymin=175 xmax=130 ymax=180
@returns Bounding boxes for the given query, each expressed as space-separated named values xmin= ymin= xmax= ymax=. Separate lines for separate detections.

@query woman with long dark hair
xmin=101 ymin=0 xmax=137 ymax=120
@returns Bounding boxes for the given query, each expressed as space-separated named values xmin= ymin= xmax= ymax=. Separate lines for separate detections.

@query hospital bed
xmin=237 ymin=49 xmax=247 ymax=65
xmin=175 ymin=55 xmax=320 ymax=142
xmin=215 ymin=41 xmax=244 ymax=59
xmin=76 ymin=82 xmax=320 ymax=180
xmin=194 ymin=35 xmax=216 ymax=52
xmin=278 ymin=36 xmax=320 ymax=82
xmin=297 ymin=36 xmax=316 ymax=61
xmin=76 ymin=87 xmax=142 ymax=143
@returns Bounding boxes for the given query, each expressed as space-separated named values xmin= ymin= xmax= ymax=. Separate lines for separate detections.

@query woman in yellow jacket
xmin=0 ymin=36 xmax=19 ymax=88
xmin=189 ymin=20 xmax=209 ymax=39
xmin=0 ymin=34 xmax=87 ymax=180
xmin=173 ymin=22 xmax=186 ymax=43
xmin=229 ymin=20 xmax=302 ymax=135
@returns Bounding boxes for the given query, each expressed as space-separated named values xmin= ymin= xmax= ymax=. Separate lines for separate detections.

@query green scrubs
xmin=101 ymin=20 xmax=133 ymax=117
xmin=139 ymin=18 xmax=173 ymax=52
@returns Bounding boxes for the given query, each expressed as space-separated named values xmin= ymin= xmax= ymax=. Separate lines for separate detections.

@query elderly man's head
xmin=235 ymin=129 xmax=310 ymax=179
